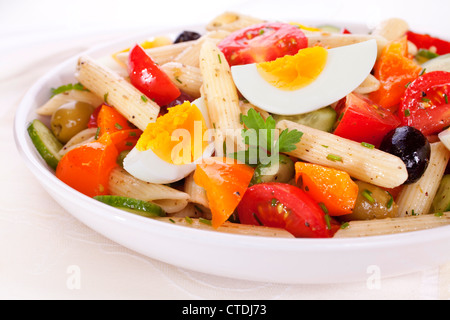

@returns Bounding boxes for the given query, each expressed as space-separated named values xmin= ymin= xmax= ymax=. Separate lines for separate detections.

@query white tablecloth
xmin=1 ymin=0 xmax=449 ymax=300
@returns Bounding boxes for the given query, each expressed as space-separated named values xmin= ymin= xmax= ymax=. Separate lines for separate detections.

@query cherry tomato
xmin=237 ymin=183 xmax=334 ymax=238
xmin=406 ymin=31 xmax=450 ymax=55
xmin=333 ymin=93 xmax=401 ymax=148
xmin=399 ymin=71 xmax=450 ymax=136
xmin=128 ymin=44 xmax=181 ymax=106
xmin=217 ymin=22 xmax=308 ymax=66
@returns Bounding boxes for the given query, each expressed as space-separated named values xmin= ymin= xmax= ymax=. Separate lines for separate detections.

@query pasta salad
xmin=27 ymin=12 xmax=450 ymax=239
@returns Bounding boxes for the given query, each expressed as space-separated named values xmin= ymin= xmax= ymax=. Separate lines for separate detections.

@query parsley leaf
xmin=235 ymin=108 xmax=303 ymax=164
xmin=50 ymin=83 xmax=89 ymax=97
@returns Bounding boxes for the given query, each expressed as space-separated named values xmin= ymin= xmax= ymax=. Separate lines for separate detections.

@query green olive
xmin=51 ymin=101 xmax=94 ymax=143
xmin=340 ymin=181 xmax=399 ymax=221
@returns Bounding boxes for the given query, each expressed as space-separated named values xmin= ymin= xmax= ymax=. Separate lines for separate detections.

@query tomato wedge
xmin=217 ymin=22 xmax=308 ymax=66
xmin=96 ymin=104 xmax=134 ymax=136
xmin=237 ymin=183 xmax=334 ymax=238
xmin=333 ymin=93 xmax=400 ymax=148
xmin=399 ymin=71 xmax=450 ymax=136
xmin=128 ymin=44 xmax=181 ymax=106
xmin=406 ymin=31 xmax=450 ymax=55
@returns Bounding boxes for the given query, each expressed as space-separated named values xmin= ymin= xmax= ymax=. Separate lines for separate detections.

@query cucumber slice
xmin=251 ymin=154 xmax=295 ymax=185
xmin=93 ymin=195 xmax=166 ymax=218
xmin=431 ymin=175 xmax=450 ymax=213
xmin=27 ymin=119 xmax=63 ymax=170
xmin=273 ymin=106 xmax=337 ymax=132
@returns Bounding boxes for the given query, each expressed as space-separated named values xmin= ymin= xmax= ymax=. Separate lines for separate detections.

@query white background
xmin=1 ymin=0 xmax=450 ymax=299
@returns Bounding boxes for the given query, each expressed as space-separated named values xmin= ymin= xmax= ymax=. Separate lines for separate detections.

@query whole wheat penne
xmin=174 ymin=30 xmax=230 ymax=67
xmin=353 ymin=74 xmax=380 ymax=94
xmin=396 ymin=142 xmax=450 ymax=216
xmin=206 ymin=11 xmax=265 ymax=32
xmin=36 ymin=90 xmax=103 ymax=116
xmin=59 ymin=128 xmax=97 ymax=156
xmin=160 ymin=62 xmax=203 ymax=98
xmin=184 ymin=173 xmax=209 ymax=208
xmin=334 ymin=212 xmax=450 ymax=238
xmin=76 ymin=56 xmax=160 ymax=131
xmin=108 ymin=168 xmax=190 ymax=213
xmin=371 ymin=18 xmax=409 ymax=41
xmin=114 ymin=40 xmax=193 ymax=67
xmin=276 ymin=120 xmax=408 ymax=188
xmin=155 ymin=217 xmax=295 ymax=238
xmin=199 ymin=40 xmax=244 ymax=153
xmin=307 ymin=33 xmax=388 ymax=57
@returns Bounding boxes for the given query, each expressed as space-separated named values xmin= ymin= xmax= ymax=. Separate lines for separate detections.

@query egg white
xmin=231 ymin=39 xmax=378 ymax=116
xmin=123 ymin=97 xmax=214 ymax=184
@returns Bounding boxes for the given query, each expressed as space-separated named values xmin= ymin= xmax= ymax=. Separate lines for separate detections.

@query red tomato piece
xmin=333 ymin=93 xmax=401 ymax=148
xmin=128 ymin=44 xmax=181 ymax=106
xmin=237 ymin=183 xmax=334 ymax=238
xmin=399 ymin=71 xmax=450 ymax=136
xmin=406 ymin=31 xmax=450 ymax=55
xmin=217 ymin=22 xmax=308 ymax=66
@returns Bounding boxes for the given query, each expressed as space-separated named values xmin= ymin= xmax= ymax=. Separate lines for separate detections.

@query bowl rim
xmin=13 ymin=20 xmax=450 ymax=283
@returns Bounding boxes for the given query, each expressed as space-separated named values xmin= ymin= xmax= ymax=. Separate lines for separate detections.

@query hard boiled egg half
xmin=231 ymin=39 xmax=378 ymax=115
xmin=123 ymin=97 xmax=214 ymax=184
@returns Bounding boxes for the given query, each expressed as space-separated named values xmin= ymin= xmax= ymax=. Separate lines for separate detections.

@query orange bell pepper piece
xmin=295 ymin=162 xmax=358 ymax=216
xmin=193 ymin=157 xmax=255 ymax=229
xmin=369 ymin=37 xmax=422 ymax=113
xmin=97 ymin=104 xmax=133 ymax=137
xmin=56 ymin=133 xmax=119 ymax=197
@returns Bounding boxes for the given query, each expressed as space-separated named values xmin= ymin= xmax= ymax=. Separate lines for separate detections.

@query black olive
xmin=174 ymin=31 xmax=201 ymax=43
xmin=379 ymin=126 xmax=431 ymax=184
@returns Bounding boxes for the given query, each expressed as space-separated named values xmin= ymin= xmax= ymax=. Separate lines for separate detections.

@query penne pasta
xmin=76 ymin=56 xmax=160 ymax=131
xmin=334 ymin=212 xmax=450 ymax=238
xmin=199 ymin=40 xmax=244 ymax=153
xmin=396 ymin=142 xmax=450 ymax=216
xmin=108 ymin=168 xmax=190 ymax=213
xmin=371 ymin=18 xmax=409 ymax=41
xmin=184 ymin=173 xmax=209 ymax=208
xmin=276 ymin=120 xmax=408 ymax=188
xmin=36 ymin=90 xmax=103 ymax=116
xmin=160 ymin=62 xmax=203 ymax=98
xmin=173 ymin=30 xmax=230 ymax=67
xmin=114 ymin=40 xmax=193 ymax=67
xmin=206 ymin=11 xmax=265 ymax=32
xmin=353 ymin=74 xmax=380 ymax=94
xmin=155 ymin=217 xmax=295 ymax=238
xmin=59 ymin=127 xmax=97 ymax=156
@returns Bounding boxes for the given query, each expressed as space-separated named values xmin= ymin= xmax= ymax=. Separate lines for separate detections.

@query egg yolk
xmin=256 ymin=46 xmax=328 ymax=91
xmin=136 ymin=101 xmax=208 ymax=165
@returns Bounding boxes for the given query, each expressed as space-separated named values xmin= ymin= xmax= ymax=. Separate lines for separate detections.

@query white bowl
xmin=14 ymin=23 xmax=450 ymax=284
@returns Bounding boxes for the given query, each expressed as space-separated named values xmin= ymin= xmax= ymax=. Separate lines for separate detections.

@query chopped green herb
xmin=218 ymin=54 xmax=222 ymax=64
xmin=417 ymin=49 xmax=439 ymax=60
xmin=199 ymin=218 xmax=212 ymax=226
xmin=175 ymin=76 xmax=182 ymax=84
xmin=185 ymin=216 xmax=193 ymax=224
xmin=322 ymin=145 xmax=329 ymax=148
xmin=104 ymin=92 xmax=109 ymax=103
xmin=252 ymin=213 xmax=263 ymax=226
xmin=404 ymin=109 xmax=411 ymax=117
xmin=50 ymin=82 xmax=89 ymax=97
xmin=271 ymin=198 xmax=278 ymax=207
xmin=141 ymin=95 xmax=148 ymax=102
xmin=95 ymin=127 xmax=101 ymax=140
xmin=386 ymin=191 xmax=394 ymax=209
xmin=422 ymin=97 xmax=431 ymax=103
xmin=444 ymin=94 xmax=448 ymax=104
xmin=419 ymin=68 xmax=427 ymax=76
xmin=115 ymin=123 xmax=123 ymax=130
xmin=362 ymin=189 xmax=375 ymax=204
xmin=327 ymin=154 xmax=343 ymax=162
xmin=318 ymin=202 xmax=329 ymax=214
xmin=405 ymin=81 xmax=412 ymax=88
xmin=434 ymin=212 xmax=444 ymax=217
xmin=324 ymin=214 xmax=331 ymax=230
xmin=361 ymin=142 xmax=375 ymax=149
xmin=169 ymin=218 xmax=176 ymax=223
xmin=340 ymin=222 xmax=350 ymax=229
